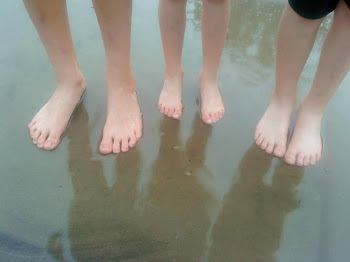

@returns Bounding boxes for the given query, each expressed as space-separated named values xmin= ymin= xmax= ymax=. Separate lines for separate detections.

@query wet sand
xmin=1 ymin=0 xmax=350 ymax=261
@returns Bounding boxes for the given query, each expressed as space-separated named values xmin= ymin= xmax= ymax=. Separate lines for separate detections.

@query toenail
xmin=45 ymin=141 xmax=53 ymax=148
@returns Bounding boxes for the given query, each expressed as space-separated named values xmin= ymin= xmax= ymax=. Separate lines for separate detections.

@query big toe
xmin=310 ymin=155 xmax=317 ymax=165
xmin=172 ymin=107 xmax=182 ymax=119
xmin=129 ymin=134 xmax=138 ymax=148
xmin=202 ymin=112 xmax=212 ymax=124
xmin=100 ymin=135 xmax=113 ymax=154
xmin=273 ymin=143 xmax=286 ymax=158
xmin=44 ymin=133 xmax=60 ymax=151
xmin=284 ymin=151 xmax=297 ymax=165
xmin=135 ymin=123 xmax=143 ymax=139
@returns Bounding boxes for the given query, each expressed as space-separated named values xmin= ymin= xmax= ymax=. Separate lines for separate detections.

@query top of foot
xmin=199 ymin=77 xmax=225 ymax=125
xmin=284 ymin=104 xmax=323 ymax=166
xmin=28 ymin=76 xmax=86 ymax=151
xmin=255 ymin=98 xmax=294 ymax=158
xmin=100 ymin=78 xmax=143 ymax=154
xmin=158 ymin=72 xmax=184 ymax=120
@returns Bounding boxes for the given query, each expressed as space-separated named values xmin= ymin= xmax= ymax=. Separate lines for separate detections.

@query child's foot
xmin=284 ymin=103 xmax=322 ymax=166
xmin=100 ymin=73 xmax=143 ymax=154
xmin=158 ymin=70 xmax=184 ymax=119
xmin=199 ymin=74 xmax=225 ymax=124
xmin=255 ymin=93 xmax=295 ymax=157
xmin=28 ymin=74 xmax=86 ymax=151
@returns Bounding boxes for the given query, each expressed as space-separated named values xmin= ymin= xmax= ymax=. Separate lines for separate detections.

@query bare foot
xmin=158 ymin=70 xmax=184 ymax=119
xmin=28 ymin=75 xmax=86 ymax=151
xmin=255 ymin=93 xmax=295 ymax=157
xmin=284 ymin=103 xmax=322 ymax=166
xmin=99 ymin=74 xmax=143 ymax=154
xmin=199 ymin=75 xmax=225 ymax=124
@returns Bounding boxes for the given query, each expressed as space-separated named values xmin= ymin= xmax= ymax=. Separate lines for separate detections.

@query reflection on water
xmin=64 ymin=105 xmax=163 ymax=261
xmin=209 ymin=146 xmax=304 ymax=262
xmin=46 ymin=105 xmax=305 ymax=261
xmin=191 ymin=0 xmax=283 ymax=68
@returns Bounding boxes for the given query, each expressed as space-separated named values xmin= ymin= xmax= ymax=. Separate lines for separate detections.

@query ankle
xmin=199 ymin=71 xmax=218 ymax=88
xmin=56 ymin=70 xmax=86 ymax=93
xmin=270 ymin=89 xmax=297 ymax=107
xmin=106 ymin=70 xmax=135 ymax=93
xmin=165 ymin=67 xmax=184 ymax=81
xmin=299 ymin=98 xmax=326 ymax=117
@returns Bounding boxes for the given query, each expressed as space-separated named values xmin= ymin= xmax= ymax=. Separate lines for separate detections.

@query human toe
xmin=296 ymin=154 xmax=305 ymax=166
xmin=30 ymin=125 xmax=38 ymax=137
xmin=37 ymin=130 xmax=49 ymax=148
xmin=100 ymin=134 xmax=113 ymax=154
xmin=303 ymin=155 xmax=311 ymax=166
xmin=310 ymin=155 xmax=317 ymax=165
xmin=284 ymin=151 xmax=297 ymax=165
xmin=121 ymin=137 xmax=129 ymax=152
xmin=265 ymin=142 xmax=274 ymax=154
xmin=32 ymin=130 xmax=42 ymax=144
xmin=255 ymin=135 xmax=264 ymax=146
xmin=260 ymin=139 xmax=268 ymax=150
xmin=112 ymin=137 xmax=122 ymax=154
xmin=173 ymin=108 xmax=182 ymax=119
xmin=168 ymin=107 xmax=175 ymax=118
xmin=129 ymin=134 xmax=137 ymax=148
xmin=28 ymin=120 xmax=36 ymax=130
xmin=212 ymin=112 xmax=220 ymax=123
xmin=202 ymin=112 xmax=212 ymax=124
xmin=273 ymin=143 xmax=286 ymax=158
xmin=44 ymin=133 xmax=60 ymax=151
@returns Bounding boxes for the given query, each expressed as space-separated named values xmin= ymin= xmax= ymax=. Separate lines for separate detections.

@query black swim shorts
xmin=289 ymin=0 xmax=350 ymax=19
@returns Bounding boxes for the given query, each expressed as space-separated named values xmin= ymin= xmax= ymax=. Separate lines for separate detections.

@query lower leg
xmin=158 ymin=0 xmax=187 ymax=119
xmin=25 ymin=0 xmax=86 ymax=150
xmin=93 ymin=0 xmax=142 ymax=154
xmin=255 ymin=4 xmax=323 ymax=157
xmin=200 ymin=0 xmax=230 ymax=124
xmin=285 ymin=1 xmax=350 ymax=166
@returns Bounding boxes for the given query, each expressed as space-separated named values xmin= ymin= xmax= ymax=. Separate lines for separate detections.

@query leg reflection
xmin=66 ymin=105 xmax=161 ymax=261
xmin=208 ymin=144 xmax=304 ymax=261
xmin=144 ymin=115 xmax=213 ymax=260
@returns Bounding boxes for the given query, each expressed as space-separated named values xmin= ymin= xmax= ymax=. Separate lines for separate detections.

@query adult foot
xmin=100 ymin=73 xmax=143 ymax=154
xmin=158 ymin=70 xmax=184 ymax=119
xmin=284 ymin=102 xmax=322 ymax=166
xmin=28 ymin=74 xmax=86 ymax=150
xmin=199 ymin=74 xmax=225 ymax=124
xmin=255 ymin=92 xmax=295 ymax=157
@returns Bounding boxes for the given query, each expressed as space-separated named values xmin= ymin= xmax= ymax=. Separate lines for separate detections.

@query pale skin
xmin=255 ymin=1 xmax=350 ymax=166
xmin=158 ymin=0 xmax=230 ymax=124
xmin=25 ymin=0 xmax=86 ymax=151
xmin=93 ymin=0 xmax=142 ymax=154
xmin=25 ymin=0 xmax=142 ymax=153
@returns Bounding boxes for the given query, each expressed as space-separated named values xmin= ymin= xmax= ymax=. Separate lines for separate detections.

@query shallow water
xmin=1 ymin=0 xmax=350 ymax=261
